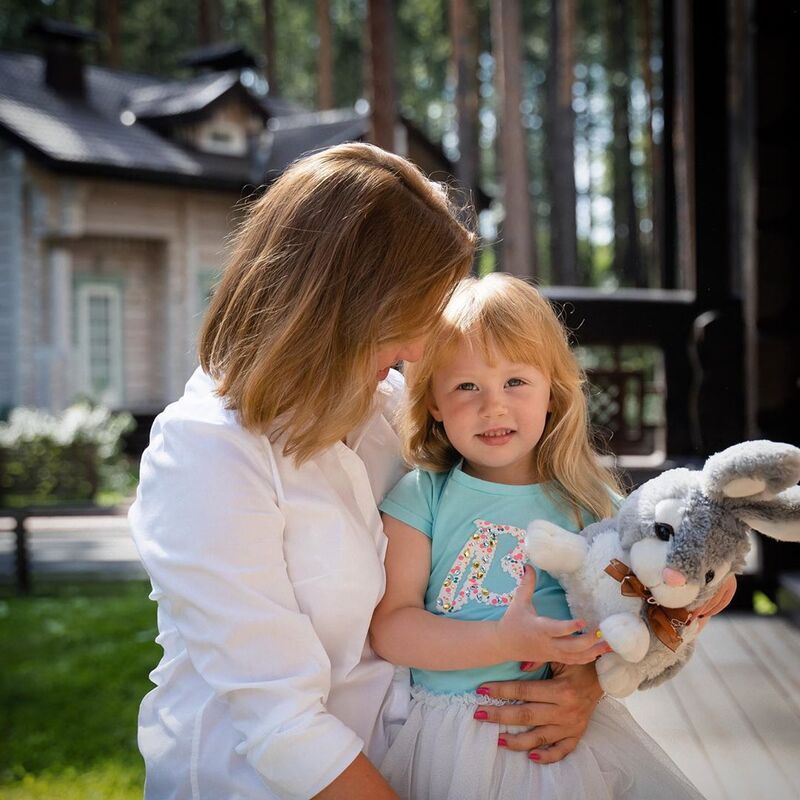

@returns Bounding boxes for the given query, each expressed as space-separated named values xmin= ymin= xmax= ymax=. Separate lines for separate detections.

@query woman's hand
xmin=474 ymin=661 xmax=602 ymax=764
xmin=494 ymin=566 xmax=611 ymax=666
xmin=475 ymin=575 xmax=738 ymax=765
xmin=694 ymin=574 xmax=737 ymax=632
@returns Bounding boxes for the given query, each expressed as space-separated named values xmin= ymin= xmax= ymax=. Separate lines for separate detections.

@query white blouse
xmin=129 ymin=367 xmax=410 ymax=800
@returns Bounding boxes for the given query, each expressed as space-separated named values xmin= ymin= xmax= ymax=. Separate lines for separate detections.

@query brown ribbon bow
xmin=604 ymin=559 xmax=694 ymax=652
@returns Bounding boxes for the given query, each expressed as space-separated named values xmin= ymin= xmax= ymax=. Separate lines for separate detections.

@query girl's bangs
xmin=441 ymin=302 xmax=553 ymax=376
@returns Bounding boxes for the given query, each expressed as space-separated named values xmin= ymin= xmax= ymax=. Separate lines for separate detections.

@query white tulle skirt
xmin=380 ymin=686 xmax=704 ymax=800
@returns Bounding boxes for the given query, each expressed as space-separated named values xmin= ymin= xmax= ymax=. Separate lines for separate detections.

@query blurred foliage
xmin=0 ymin=581 xmax=158 ymax=798
xmin=0 ymin=404 xmax=135 ymax=507
xmin=0 ymin=0 xmax=666 ymax=288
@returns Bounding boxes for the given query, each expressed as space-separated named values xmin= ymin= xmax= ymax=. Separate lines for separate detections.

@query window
xmin=74 ymin=281 xmax=124 ymax=406
xmin=197 ymin=119 xmax=247 ymax=156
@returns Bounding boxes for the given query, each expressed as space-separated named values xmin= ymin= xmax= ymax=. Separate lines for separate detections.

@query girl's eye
xmin=506 ymin=378 xmax=526 ymax=387
xmin=456 ymin=382 xmax=477 ymax=391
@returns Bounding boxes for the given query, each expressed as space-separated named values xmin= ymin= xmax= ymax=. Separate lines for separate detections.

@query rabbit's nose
xmin=662 ymin=567 xmax=687 ymax=587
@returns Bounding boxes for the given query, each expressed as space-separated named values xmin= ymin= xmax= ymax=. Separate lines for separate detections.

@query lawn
xmin=0 ymin=580 xmax=159 ymax=800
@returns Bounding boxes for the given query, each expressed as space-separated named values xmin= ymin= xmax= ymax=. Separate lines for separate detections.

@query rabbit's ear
xmin=702 ymin=441 xmax=800 ymax=501
xmin=734 ymin=486 xmax=800 ymax=542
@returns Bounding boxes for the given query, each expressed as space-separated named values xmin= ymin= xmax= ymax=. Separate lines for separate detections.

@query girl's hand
xmin=494 ymin=566 xmax=611 ymax=666
xmin=474 ymin=661 xmax=602 ymax=763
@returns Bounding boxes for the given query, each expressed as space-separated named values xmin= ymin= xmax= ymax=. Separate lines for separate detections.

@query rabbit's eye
xmin=705 ymin=570 xmax=715 ymax=584
xmin=654 ymin=522 xmax=674 ymax=541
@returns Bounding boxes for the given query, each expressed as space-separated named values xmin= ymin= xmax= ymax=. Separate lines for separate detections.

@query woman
xmin=129 ymin=143 xmax=734 ymax=800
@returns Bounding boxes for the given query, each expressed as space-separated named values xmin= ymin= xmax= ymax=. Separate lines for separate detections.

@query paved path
xmin=0 ymin=515 xmax=145 ymax=579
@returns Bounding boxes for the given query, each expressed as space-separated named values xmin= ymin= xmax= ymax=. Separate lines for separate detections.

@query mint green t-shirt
xmin=380 ymin=463 xmax=586 ymax=695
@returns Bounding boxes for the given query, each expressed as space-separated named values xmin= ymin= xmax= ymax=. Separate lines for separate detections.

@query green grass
xmin=0 ymin=580 xmax=160 ymax=799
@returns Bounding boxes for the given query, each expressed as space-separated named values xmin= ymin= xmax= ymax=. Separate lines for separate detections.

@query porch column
xmin=47 ymin=245 xmax=73 ymax=411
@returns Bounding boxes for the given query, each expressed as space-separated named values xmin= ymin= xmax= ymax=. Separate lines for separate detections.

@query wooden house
xmin=0 ymin=21 xmax=465 ymax=425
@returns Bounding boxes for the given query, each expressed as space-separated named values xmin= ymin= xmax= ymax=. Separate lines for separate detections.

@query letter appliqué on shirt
xmin=436 ymin=520 xmax=526 ymax=613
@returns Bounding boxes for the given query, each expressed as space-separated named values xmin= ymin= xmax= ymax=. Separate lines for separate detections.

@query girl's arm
xmin=370 ymin=515 xmax=610 ymax=671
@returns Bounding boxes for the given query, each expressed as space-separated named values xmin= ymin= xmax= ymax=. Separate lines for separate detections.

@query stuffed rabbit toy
xmin=526 ymin=440 xmax=800 ymax=698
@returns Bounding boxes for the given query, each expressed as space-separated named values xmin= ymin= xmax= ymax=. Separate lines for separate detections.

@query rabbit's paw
xmin=526 ymin=520 xmax=588 ymax=574
xmin=596 ymin=653 xmax=641 ymax=698
xmin=599 ymin=613 xmax=650 ymax=663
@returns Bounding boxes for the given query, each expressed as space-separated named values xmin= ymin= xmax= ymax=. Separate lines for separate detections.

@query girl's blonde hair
xmin=402 ymin=273 xmax=621 ymax=523
xmin=199 ymin=142 xmax=476 ymax=463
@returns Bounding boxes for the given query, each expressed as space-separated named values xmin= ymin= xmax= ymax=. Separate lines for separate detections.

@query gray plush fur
xmin=526 ymin=439 xmax=800 ymax=697
xmin=703 ymin=440 xmax=800 ymax=501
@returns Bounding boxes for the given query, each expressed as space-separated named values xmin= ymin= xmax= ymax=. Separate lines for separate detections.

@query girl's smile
xmin=476 ymin=427 xmax=515 ymax=445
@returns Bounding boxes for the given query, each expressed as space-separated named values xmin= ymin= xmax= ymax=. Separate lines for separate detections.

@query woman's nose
xmin=397 ymin=339 xmax=426 ymax=363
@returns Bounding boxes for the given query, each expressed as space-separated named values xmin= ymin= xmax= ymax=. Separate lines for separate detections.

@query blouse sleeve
xmin=129 ymin=414 xmax=364 ymax=800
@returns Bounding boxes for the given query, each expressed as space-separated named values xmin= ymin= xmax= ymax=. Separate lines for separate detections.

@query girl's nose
xmin=662 ymin=567 xmax=687 ymax=587
xmin=480 ymin=391 xmax=506 ymax=417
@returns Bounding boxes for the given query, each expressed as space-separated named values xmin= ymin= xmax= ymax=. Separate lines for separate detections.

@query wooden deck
xmin=624 ymin=613 xmax=800 ymax=800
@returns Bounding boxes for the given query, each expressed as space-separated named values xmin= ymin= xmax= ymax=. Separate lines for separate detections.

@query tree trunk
xmin=198 ymin=0 xmax=221 ymax=47
xmin=637 ymin=0 xmax=663 ymax=286
xmin=367 ymin=0 xmax=397 ymax=151
xmin=449 ymin=0 xmax=480 ymax=203
xmin=547 ymin=0 xmax=578 ymax=284
xmin=262 ymin=0 xmax=278 ymax=94
xmin=608 ymin=0 xmax=642 ymax=286
xmin=491 ymin=0 xmax=535 ymax=278
xmin=94 ymin=0 xmax=121 ymax=68
xmin=318 ymin=0 xmax=334 ymax=109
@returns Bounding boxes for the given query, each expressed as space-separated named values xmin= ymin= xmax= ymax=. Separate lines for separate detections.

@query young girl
xmin=370 ymin=274 xmax=703 ymax=800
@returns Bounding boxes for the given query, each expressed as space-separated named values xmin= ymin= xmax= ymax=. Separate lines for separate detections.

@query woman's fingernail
xmin=498 ymin=737 xmax=508 ymax=747
xmin=529 ymin=752 xmax=541 ymax=761
xmin=520 ymin=661 xmax=532 ymax=671
xmin=476 ymin=687 xmax=490 ymax=696
xmin=473 ymin=710 xmax=488 ymax=720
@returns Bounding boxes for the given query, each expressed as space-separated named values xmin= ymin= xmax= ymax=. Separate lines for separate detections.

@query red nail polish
xmin=473 ymin=710 xmax=488 ymax=720
xmin=475 ymin=687 xmax=490 ymax=696
xmin=529 ymin=753 xmax=541 ymax=761
xmin=520 ymin=661 xmax=532 ymax=671
xmin=498 ymin=737 xmax=508 ymax=747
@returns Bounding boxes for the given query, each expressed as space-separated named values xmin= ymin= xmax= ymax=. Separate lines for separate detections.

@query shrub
xmin=0 ymin=404 xmax=135 ymax=507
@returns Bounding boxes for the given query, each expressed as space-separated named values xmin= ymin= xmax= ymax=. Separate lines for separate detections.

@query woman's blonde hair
xmin=199 ymin=142 xmax=476 ymax=463
xmin=402 ymin=273 xmax=621 ymax=523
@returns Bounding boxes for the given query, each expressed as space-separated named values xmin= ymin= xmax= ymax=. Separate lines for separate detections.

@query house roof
xmin=0 ymin=49 xmax=474 ymax=201
xmin=263 ymin=108 xmax=370 ymax=176
xmin=179 ymin=42 xmax=259 ymax=72
xmin=264 ymin=109 xmax=489 ymax=209
xmin=124 ymin=70 xmax=251 ymax=121
xmin=0 ymin=50 xmax=300 ymax=190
